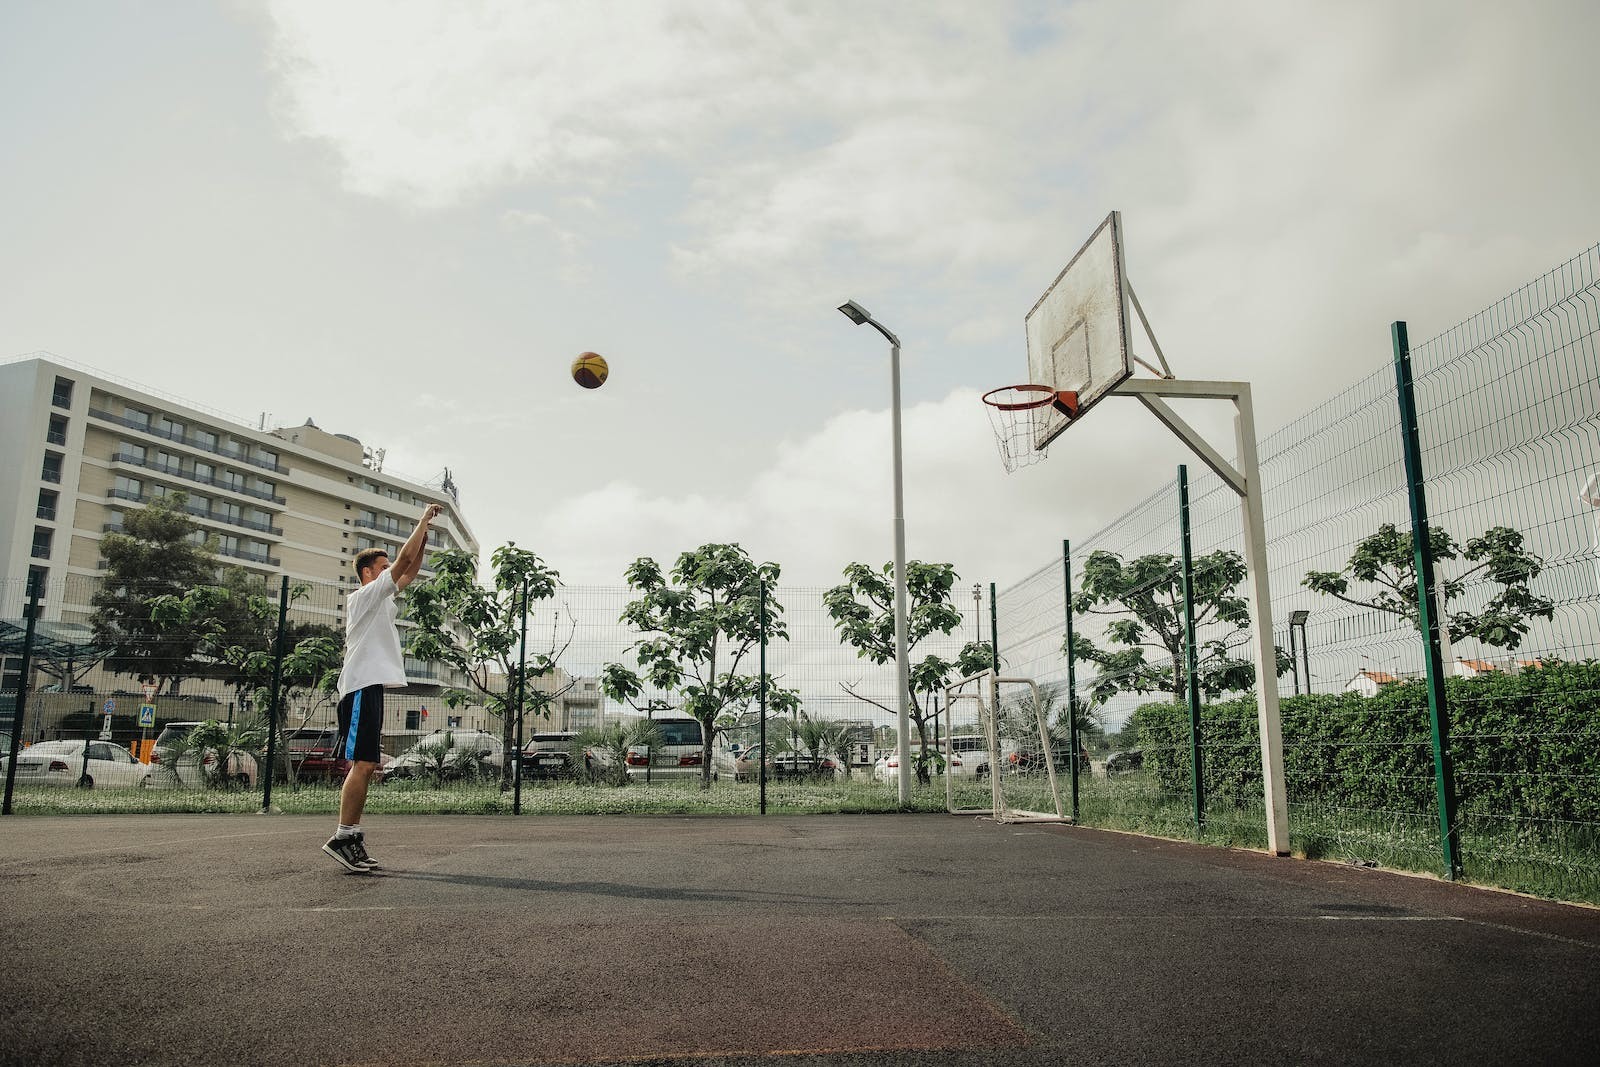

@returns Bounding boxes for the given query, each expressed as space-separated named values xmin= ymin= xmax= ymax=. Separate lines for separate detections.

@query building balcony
xmin=217 ymin=544 xmax=280 ymax=567
xmin=354 ymin=518 xmax=406 ymax=536
xmin=89 ymin=408 xmax=285 ymax=473
xmin=110 ymin=449 xmax=287 ymax=505
xmin=105 ymin=488 xmax=283 ymax=538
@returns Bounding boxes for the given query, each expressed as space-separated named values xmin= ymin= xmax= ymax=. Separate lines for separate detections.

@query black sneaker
xmin=352 ymin=833 xmax=381 ymax=870
xmin=321 ymin=834 xmax=369 ymax=873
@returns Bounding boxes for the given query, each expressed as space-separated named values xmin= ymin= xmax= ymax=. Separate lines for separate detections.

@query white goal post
xmin=941 ymin=670 xmax=1067 ymax=823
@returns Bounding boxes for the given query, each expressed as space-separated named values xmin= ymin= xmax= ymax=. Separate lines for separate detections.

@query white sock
xmin=335 ymin=823 xmax=360 ymax=839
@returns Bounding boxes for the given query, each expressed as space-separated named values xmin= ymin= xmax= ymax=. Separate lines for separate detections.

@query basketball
xmin=571 ymin=352 xmax=609 ymax=389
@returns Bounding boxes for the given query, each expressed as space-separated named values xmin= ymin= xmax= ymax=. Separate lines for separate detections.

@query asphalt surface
xmin=0 ymin=813 xmax=1597 ymax=1066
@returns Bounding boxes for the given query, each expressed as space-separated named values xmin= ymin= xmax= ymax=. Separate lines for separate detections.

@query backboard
xmin=1024 ymin=211 xmax=1133 ymax=449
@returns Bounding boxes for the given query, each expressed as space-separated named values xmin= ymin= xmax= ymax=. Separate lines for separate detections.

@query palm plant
xmin=182 ymin=717 xmax=269 ymax=790
xmin=575 ymin=720 xmax=665 ymax=787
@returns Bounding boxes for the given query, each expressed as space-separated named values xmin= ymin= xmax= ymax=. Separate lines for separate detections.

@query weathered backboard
xmin=1025 ymin=211 xmax=1133 ymax=449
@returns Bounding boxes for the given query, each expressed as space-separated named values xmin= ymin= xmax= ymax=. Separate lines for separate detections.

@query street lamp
xmin=1288 ymin=609 xmax=1311 ymax=695
xmin=837 ymin=299 xmax=911 ymax=804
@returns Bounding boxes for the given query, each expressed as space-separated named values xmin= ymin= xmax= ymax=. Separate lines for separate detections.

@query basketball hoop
xmin=981 ymin=385 xmax=1079 ymax=472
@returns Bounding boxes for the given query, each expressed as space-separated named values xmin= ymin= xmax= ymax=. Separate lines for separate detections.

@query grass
xmin=8 ymin=772 xmax=1597 ymax=906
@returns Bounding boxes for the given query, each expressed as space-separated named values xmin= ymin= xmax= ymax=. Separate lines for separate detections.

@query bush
xmin=1133 ymin=662 xmax=1600 ymax=825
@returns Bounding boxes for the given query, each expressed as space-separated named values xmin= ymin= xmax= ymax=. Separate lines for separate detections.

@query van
xmin=624 ymin=717 xmax=705 ymax=781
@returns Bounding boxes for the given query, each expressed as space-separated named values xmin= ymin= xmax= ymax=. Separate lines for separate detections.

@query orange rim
xmin=982 ymin=384 xmax=1058 ymax=411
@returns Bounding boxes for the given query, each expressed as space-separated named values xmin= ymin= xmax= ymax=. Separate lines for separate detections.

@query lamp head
xmin=1289 ymin=609 xmax=1310 ymax=625
xmin=837 ymin=300 xmax=872 ymax=326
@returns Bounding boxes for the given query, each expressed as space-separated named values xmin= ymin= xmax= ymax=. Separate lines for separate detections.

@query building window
xmin=405 ymin=708 xmax=421 ymax=730
xmin=123 ymin=406 xmax=150 ymax=429
xmin=156 ymin=415 xmax=185 ymax=440
xmin=189 ymin=493 xmax=212 ymax=515
xmin=36 ymin=488 xmax=58 ymax=521
xmin=193 ymin=461 xmax=214 ymax=482
xmin=113 ymin=475 xmax=142 ymax=498
xmin=26 ymin=565 xmax=48 ymax=599
xmin=51 ymin=376 xmax=74 ymax=408
xmin=192 ymin=428 xmax=218 ymax=451
xmin=41 ymin=452 xmax=63 ymax=484
xmin=447 ymin=716 xmax=462 ymax=728
xmin=31 ymin=527 xmax=53 ymax=559
xmin=154 ymin=450 xmax=179 ymax=472
xmin=119 ymin=441 xmax=146 ymax=463
xmin=255 ymin=448 xmax=278 ymax=468
xmin=2 ymin=655 xmax=20 ymax=691
xmin=217 ymin=469 xmax=244 ymax=491
xmin=47 ymin=413 xmax=68 ymax=446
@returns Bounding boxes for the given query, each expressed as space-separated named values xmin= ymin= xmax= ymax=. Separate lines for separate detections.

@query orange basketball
xmin=571 ymin=352 xmax=609 ymax=389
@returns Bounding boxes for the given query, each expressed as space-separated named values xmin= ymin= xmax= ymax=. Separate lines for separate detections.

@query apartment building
xmin=0 ymin=354 xmax=481 ymax=696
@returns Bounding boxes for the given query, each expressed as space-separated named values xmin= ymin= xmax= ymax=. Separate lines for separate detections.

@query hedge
xmin=1134 ymin=661 xmax=1600 ymax=826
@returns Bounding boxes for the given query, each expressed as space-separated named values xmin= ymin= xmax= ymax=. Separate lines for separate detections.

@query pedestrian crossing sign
xmin=139 ymin=704 xmax=155 ymax=728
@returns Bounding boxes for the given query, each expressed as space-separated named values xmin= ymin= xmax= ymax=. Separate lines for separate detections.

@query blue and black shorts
xmin=336 ymin=684 xmax=386 ymax=764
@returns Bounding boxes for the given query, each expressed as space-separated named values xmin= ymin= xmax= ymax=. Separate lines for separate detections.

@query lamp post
xmin=838 ymin=299 xmax=912 ymax=804
xmin=1288 ymin=610 xmax=1311 ymax=695
xmin=972 ymin=583 xmax=982 ymax=644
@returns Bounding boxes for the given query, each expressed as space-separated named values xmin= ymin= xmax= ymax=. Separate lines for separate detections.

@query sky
xmin=4 ymin=0 xmax=1598 ymax=593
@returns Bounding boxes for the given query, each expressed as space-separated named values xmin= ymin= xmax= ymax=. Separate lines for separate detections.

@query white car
xmin=625 ymin=717 xmax=706 ymax=781
xmin=873 ymin=743 xmax=963 ymax=781
xmin=9 ymin=740 xmax=153 ymax=789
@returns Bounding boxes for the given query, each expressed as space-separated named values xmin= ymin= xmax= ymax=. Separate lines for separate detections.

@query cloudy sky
xmin=5 ymin=0 xmax=1597 ymax=590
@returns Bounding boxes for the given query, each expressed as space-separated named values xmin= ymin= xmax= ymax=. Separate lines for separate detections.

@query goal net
xmin=942 ymin=670 xmax=1067 ymax=823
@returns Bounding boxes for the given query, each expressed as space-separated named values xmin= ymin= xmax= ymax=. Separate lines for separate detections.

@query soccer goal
xmin=942 ymin=669 xmax=1067 ymax=823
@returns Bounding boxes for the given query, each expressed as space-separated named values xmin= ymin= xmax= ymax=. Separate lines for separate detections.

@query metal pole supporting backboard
xmin=1114 ymin=377 xmax=1290 ymax=856
xmin=1062 ymin=540 xmax=1079 ymax=821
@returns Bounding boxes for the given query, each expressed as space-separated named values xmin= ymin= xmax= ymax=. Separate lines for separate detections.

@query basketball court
xmin=1 ymin=813 xmax=1596 ymax=1066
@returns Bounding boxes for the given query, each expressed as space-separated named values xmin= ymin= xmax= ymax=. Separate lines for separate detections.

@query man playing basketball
xmin=322 ymin=502 xmax=444 ymax=872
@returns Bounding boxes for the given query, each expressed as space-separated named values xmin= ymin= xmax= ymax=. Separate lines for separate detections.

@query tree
xmin=824 ymin=560 xmax=992 ymax=785
xmin=1068 ymin=548 xmax=1289 ymax=705
xmin=405 ymin=544 xmax=567 ymax=792
xmin=1303 ymin=523 xmax=1554 ymax=651
xmin=602 ymin=544 xmax=786 ymax=790
xmin=91 ymin=493 xmax=218 ymax=695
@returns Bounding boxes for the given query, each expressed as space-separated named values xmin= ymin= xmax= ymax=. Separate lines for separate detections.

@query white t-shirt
xmin=337 ymin=570 xmax=408 ymax=697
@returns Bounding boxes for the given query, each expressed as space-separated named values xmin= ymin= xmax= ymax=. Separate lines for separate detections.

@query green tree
xmin=91 ymin=493 xmax=218 ymax=695
xmin=824 ymin=560 xmax=992 ymax=785
xmin=602 ymin=544 xmax=786 ymax=790
xmin=1303 ymin=523 xmax=1554 ymax=651
xmin=1068 ymin=548 xmax=1288 ymax=705
xmin=404 ymin=544 xmax=566 ymax=791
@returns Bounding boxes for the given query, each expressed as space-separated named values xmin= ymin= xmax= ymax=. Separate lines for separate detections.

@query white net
xmin=982 ymin=386 xmax=1059 ymax=473
xmin=942 ymin=670 xmax=1067 ymax=823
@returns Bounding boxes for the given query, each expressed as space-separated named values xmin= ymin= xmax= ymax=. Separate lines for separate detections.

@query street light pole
xmin=838 ymin=300 xmax=912 ymax=805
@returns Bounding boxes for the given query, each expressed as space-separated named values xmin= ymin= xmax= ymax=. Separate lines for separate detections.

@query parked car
xmin=284 ymin=726 xmax=343 ymax=782
xmin=8 ymin=739 xmax=152 ymax=789
xmin=768 ymin=752 xmax=846 ymax=780
xmin=625 ymin=717 xmax=705 ymax=781
xmin=384 ymin=729 xmax=503 ymax=782
xmin=149 ymin=721 xmax=258 ymax=788
xmin=947 ymin=734 xmax=995 ymax=778
xmin=519 ymin=731 xmax=589 ymax=781
xmin=873 ymin=743 xmax=962 ymax=781
xmin=1105 ymin=748 xmax=1144 ymax=775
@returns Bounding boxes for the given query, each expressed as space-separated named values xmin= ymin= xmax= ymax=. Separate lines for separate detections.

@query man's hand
xmin=422 ymin=502 xmax=444 ymax=524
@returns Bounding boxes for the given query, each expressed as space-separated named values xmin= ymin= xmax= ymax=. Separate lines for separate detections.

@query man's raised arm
xmin=392 ymin=503 xmax=444 ymax=591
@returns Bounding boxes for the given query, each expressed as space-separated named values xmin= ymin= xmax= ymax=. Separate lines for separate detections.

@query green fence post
xmin=513 ymin=575 xmax=528 ymax=816
xmin=758 ymin=578 xmax=768 ymax=816
xmin=261 ymin=575 xmax=288 ymax=813
xmin=2 ymin=588 xmax=41 ymax=816
xmin=1178 ymin=465 xmax=1205 ymax=834
xmin=1062 ymin=540 xmax=1079 ymax=821
xmin=1392 ymin=320 xmax=1463 ymax=881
